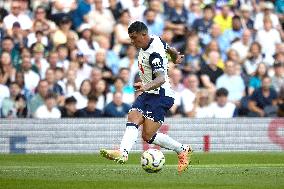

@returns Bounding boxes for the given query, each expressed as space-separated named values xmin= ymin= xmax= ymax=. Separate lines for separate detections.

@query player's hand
xmin=174 ymin=53 xmax=184 ymax=64
xmin=134 ymin=82 xmax=146 ymax=92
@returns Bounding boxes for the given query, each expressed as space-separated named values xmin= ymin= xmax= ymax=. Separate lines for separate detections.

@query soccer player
xmin=100 ymin=21 xmax=192 ymax=174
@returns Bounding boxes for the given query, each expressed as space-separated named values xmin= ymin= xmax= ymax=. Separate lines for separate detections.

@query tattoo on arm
xmin=144 ymin=71 xmax=165 ymax=91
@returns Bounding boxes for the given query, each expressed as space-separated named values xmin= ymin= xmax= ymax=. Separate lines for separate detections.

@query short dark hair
xmin=87 ymin=94 xmax=98 ymax=102
xmin=216 ymin=88 xmax=228 ymax=97
xmin=45 ymin=92 xmax=57 ymax=100
xmin=128 ymin=21 xmax=148 ymax=34
xmin=65 ymin=96 xmax=77 ymax=104
xmin=232 ymin=15 xmax=241 ymax=21
xmin=204 ymin=4 xmax=214 ymax=11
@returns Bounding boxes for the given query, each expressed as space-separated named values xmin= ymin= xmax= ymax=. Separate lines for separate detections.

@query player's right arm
xmin=134 ymin=70 xmax=165 ymax=92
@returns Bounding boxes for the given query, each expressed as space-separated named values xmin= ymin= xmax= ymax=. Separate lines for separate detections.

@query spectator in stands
xmin=129 ymin=0 xmax=146 ymax=23
xmin=34 ymin=92 xmax=61 ymax=118
xmin=216 ymin=60 xmax=245 ymax=103
xmin=107 ymin=77 xmax=135 ymax=105
xmin=208 ymin=87 xmax=237 ymax=118
xmin=178 ymin=83 xmax=196 ymax=117
xmin=170 ymin=67 xmax=184 ymax=96
xmin=59 ymin=96 xmax=77 ymax=118
xmin=118 ymin=68 xmax=135 ymax=101
xmin=28 ymin=79 xmax=49 ymax=117
xmin=143 ymin=8 xmax=164 ymax=36
xmin=248 ymin=76 xmax=278 ymax=117
xmin=52 ymin=15 xmax=77 ymax=47
xmin=45 ymin=68 xmax=64 ymax=100
xmin=161 ymin=28 xmax=174 ymax=46
xmin=104 ymin=91 xmax=131 ymax=117
xmin=1 ymin=82 xmax=21 ymax=118
xmin=230 ymin=29 xmax=252 ymax=62
xmin=15 ymin=71 xmax=33 ymax=101
xmin=148 ymin=0 xmax=164 ymax=28
xmin=213 ymin=4 xmax=232 ymax=33
xmin=0 ymin=36 xmax=20 ymax=68
xmin=31 ymin=43 xmax=49 ymax=78
xmin=201 ymin=40 xmax=225 ymax=69
xmin=0 ymin=51 xmax=16 ymax=86
xmin=165 ymin=0 xmax=188 ymax=50
xmin=75 ymin=52 xmax=92 ymax=88
xmin=64 ymin=69 xmax=77 ymax=97
xmin=192 ymin=5 xmax=214 ymax=46
xmin=256 ymin=16 xmax=282 ymax=66
xmin=183 ymin=36 xmax=201 ymax=74
xmin=190 ymin=89 xmax=212 ymax=118
xmin=118 ymin=67 xmax=136 ymax=93
xmin=76 ymin=23 xmax=99 ymax=64
xmin=3 ymin=0 xmax=32 ymax=36
xmin=76 ymin=95 xmax=102 ymax=118
xmin=108 ymin=0 xmax=123 ymax=22
xmin=186 ymin=0 xmax=202 ymax=27
xmin=88 ymin=0 xmax=115 ymax=36
xmin=10 ymin=22 xmax=26 ymax=50
xmin=56 ymin=44 xmax=70 ymax=70
xmin=32 ymin=6 xmax=57 ymax=34
xmin=248 ymin=63 xmax=268 ymax=95
xmin=90 ymin=67 xmax=103 ymax=89
xmin=27 ymin=21 xmax=49 ymax=49
xmin=70 ymin=0 xmax=92 ymax=30
xmin=219 ymin=15 xmax=243 ymax=53
xmin=113 ymin=9 xmax=131 ymax=57
xmin=202 ymin=23 xmax=222 ymax=49
xmin=271 ymin=61 xmax=284 ymax=93
xmin=199 ymin=50 xmax=223 ymax=92
xmin=72 ymin=79 xmax=91 ymax=110
xmin=14 ymin=94 xmax=28 ymax=118
xmin=243 ymin=42 xmax=264 ymax=76
xmin=97 ymin=35 xmax=120 ymax=75
xmin=94 ymin=49 xmax=113 ymax=84
xmin=47 ymin=51 xmax=59 ymax=70
xmin=118 ymin=45 xmax=138 ymax=85
xmin=21 ymin=55 xmax=40 ymax=93
xmin=226 ymin=49 xmax=241 ymax=65
xmin=91 ymin=79 xmax=108 ymax=111
xmin=254 ymin=1 xmax=280 ymax=31
xmin=239 ymin=4 xmax=254 ymax=30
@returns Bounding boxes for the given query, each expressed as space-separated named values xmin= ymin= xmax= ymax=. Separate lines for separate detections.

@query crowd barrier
xmin=0 ymin=118 xmax=283 ymax=153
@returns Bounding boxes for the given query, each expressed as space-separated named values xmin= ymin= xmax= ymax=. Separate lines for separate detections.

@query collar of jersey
xmin=142 ymin=38 xmax=154 ymax=51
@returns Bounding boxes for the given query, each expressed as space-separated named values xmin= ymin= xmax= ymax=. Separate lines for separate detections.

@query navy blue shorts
xmin=129 ymin=92 xmax=174 ymax=124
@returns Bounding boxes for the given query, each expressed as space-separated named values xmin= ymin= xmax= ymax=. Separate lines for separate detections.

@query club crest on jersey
xmin=152 ymin=58 xmax=162 ymax=68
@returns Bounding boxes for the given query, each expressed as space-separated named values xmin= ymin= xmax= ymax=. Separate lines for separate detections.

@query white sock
xmin=119 ymin=122 xmax=139 ymax=156
xmin=150 ymin=133 xmax=185 ymax=154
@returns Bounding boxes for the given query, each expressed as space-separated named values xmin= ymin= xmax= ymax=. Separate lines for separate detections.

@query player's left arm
xmin=134 ymin=70 xmax=165 ymax=92
xmin=166 ymin=46 xmax=184 ymax=64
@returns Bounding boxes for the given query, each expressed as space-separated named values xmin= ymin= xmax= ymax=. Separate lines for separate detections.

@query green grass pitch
xmin=0 ymin=152 xmax=284 ymax=189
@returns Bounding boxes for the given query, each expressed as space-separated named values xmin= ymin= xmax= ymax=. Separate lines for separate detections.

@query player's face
xmin=129 ymin=32 xmax=147 ymax=49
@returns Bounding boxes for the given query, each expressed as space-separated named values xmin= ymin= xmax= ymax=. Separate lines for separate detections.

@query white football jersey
xmin=137 ymin=35 xmax=174 ymax=98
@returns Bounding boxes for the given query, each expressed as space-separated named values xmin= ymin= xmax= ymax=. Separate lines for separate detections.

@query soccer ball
xmin=141 ymin=149 xmax=165 ymax=173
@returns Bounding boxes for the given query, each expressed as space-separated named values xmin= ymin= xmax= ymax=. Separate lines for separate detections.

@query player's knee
xmin=142 ymin=134 xmax=152 ymax=142
xmin=128 ymin=111 xmax=143 ymax=124
xmin=142 ymin=133 xmax=156 ymax=143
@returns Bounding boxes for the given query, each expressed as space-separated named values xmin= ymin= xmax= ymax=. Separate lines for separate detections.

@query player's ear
xmin=142 ymin=32 xmax=147 ymax=36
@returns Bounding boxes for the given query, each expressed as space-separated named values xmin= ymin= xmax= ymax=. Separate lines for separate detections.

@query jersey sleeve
xmin=149 ymin=52 xmax=164 ymax=74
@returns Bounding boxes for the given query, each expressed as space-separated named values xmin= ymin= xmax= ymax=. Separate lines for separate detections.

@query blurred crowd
xmin=0 ymin=0 xmax=284 ymax=118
